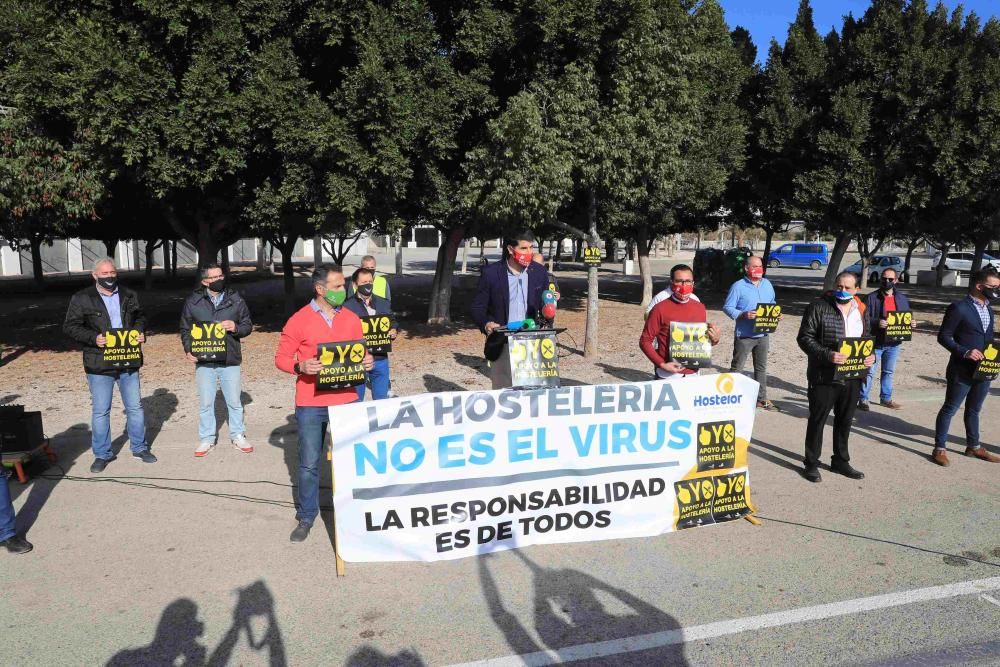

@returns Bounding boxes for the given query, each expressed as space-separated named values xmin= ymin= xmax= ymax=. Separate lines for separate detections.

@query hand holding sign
xmin=834 ymin=337 xmax=873 ymax=380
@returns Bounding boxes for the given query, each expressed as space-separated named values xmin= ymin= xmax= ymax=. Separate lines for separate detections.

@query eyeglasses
xmin=672 ymin=279 xmax=694 ymax=285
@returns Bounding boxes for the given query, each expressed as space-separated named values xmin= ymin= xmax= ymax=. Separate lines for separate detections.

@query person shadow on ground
xmin=106 ymin=581 xmax=287 ymax=667
xmin=207 ymin=580 xmax=287 ymax=667
xmin=11 ymin=422 xmax=90 ymax=535
xmin=268 ymin=414 xmax=337 ymax=547
xmin=479 ymin=550 xmax=689 ymax=666
xmin=344 ymin=647 xmax=426 ymax=667
xmin=106 ymin=598 xmax=207 ymax=667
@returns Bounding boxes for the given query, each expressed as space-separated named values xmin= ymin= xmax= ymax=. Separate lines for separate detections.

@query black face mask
xmin=97 ymin=277 xmax=118 ymax=291
xmin=357 ymin=284 xmax=374 ymax=297
xmin=881 ymin=278 xmax=895 ymax=291
xmin=206 ymin=279 xmax=225 ymax=293
xmin=981 ymin=285 xmax=1000 ymax=302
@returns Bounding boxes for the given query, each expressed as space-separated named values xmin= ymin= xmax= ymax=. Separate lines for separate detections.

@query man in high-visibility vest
xmin=351 ymin=255 xmax=391 ymax=308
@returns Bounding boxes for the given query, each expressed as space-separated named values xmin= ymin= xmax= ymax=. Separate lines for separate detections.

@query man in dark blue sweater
xmin=932 ymin=268 xmax=1000 ymax=466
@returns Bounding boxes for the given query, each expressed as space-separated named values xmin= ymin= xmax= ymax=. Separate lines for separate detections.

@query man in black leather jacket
xmin=796 ymin=271 xmax=875 ymax=483
xmin=63 ymin=258 xmax=156 ymax=473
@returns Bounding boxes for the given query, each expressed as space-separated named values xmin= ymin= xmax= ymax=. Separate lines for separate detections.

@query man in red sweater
xmin=640 ymin=264 xmax=720 ymax=381
xmin=275 ymin=264 xmax=374 ymax=543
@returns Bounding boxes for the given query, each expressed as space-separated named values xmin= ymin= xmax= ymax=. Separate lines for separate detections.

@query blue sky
xmin=718 ymin=0 xmax=1000 ymax=62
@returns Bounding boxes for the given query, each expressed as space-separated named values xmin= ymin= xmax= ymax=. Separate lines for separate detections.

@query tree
xmin=0 ymin=113 xmax=104 ymax=288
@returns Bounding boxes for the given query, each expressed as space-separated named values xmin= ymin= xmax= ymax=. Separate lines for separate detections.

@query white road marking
xmin=981 ymin=593 xmax=1000 ymax=607
xmin=447 ymin=576 xmax=1000 ymax=667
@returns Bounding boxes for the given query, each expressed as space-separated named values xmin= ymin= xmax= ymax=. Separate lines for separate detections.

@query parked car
xmin=843 ymin=255 xmax=906 ymax=285
xmin=767 ymin=243 xmax=829 ymax=270
xmin=932 ymin=251 xmax=1000 ymax=272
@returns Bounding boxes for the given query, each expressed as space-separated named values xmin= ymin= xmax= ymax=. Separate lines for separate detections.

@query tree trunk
xmin=30 ymin=235 xmax=44 ymax=291
xmin=823 ymin=232 xmax=851 ymax=291
xmin=935 ymin=242 xmax=951 ymax=287
xmin=196 ymin=219 xmax=218 ymax=269
xmin=144 ymin=240 xmax=160 ymax=290
xmin=903 ymin=237 xmax=920 ymax=284
xmin=584 ymin=189 xmax=600 ymax=359
xmin=428 ymin=226 xmax=465 ymax=324
xmin=461 ymin=238 xmax=469 ymax=274
xmin=219 ymin=246 xmax=230 ymax=274
xmin=277 ymin=235 xmax=299 ymax=314
xmin=256 ymin=240 xmax=267 ymax=272
xmin=395 ymin=233 xmax=403 ymax=275
xmin=170 ymin=240 xmax=178 ymax=278
xmin=638 ymin=225 xmax=653 ymax=307
xmin=313 ymin=234 xmax=323 ymax=268
xmin=762 ymin=227 xmax=775 ymax=266
xmin=971 ymin=236 xmax=988 ymax=274
xmin=102 ymin=239 xmax=117 ymax=260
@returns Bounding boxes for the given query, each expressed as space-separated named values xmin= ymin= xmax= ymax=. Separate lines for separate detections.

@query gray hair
xmin=92 ymin=257 xmax=116 ymax=272
xmin=360 ymin=255 xmax=376 ymax=265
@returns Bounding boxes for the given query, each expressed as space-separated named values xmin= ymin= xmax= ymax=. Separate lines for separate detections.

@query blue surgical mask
xmin=832 ymin=290 xmax=853 ymax=303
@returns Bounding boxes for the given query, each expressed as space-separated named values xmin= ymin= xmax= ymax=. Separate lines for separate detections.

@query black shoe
xmin=857 ymin=401 xmax=870 ymax=412
xmin=90 ymin=456 xmax=117 ymax=473
xmin=802 ymin=466 xmax=822 ymax=483
xmin=831 ymin=462 xmax=865 ymax=479
xmin=132 ymin=450 xmax=158 ymax=463
xmin=290 ymin=521 xmax=312 ymax=543
xmin=1 ymin=535 xmax=33 ymax=555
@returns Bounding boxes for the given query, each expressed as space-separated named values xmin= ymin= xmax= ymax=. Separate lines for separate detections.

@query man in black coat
xmin=180 ymin=264 xmax=254 ymax=457
xmin=343 ymin=267 xmax=397 ymax=401
xmin=470 ymin=231 xmax=549 ymax=389
xmin=796 ymin=271 xmax=875 ymax=483
xmin=63 ymin=257 xmax=156 ymax=473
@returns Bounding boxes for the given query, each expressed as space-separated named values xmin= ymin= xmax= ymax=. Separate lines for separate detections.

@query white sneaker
xmin=194 ymin=441 xmax=215 ymax=458
xmin=387 ymin=389 xmax=398 ymax=398
xmin=232 ymin=434 xmax=253 ymax=454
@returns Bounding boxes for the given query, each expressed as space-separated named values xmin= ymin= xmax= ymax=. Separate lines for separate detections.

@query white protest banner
xmin=330 ymin=373 xmax=758 ymax=562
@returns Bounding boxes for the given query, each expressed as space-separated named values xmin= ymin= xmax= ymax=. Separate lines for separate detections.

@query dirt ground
xmin=0 ymin=265 xmax=965 ymax=443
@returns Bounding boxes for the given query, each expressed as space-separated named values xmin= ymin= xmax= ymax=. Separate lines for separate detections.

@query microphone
xmin=542 ymin=290 xmax=557 ymax=321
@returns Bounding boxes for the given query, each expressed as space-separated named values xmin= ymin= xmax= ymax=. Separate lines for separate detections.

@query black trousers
xmin=804 ymin=380 xmax=861 ymax=468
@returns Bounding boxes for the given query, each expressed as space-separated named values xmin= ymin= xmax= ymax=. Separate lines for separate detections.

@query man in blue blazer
xmin=471 ymin=230 xmax=549 ymax=389
xmin=932 ymin=267 xmax=1000 ymax=466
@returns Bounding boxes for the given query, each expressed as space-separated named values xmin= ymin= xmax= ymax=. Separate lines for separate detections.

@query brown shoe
xmin=931 ymin=450 xmax=950 ymax=467
xmin=880 ymin=399 xmax=902 ymax=410
xmin=965 ymin=447 xmax=1000 ymax=462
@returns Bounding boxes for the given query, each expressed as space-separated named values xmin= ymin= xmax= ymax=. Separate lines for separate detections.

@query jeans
xmin=86 ymin=370 xmax=147 ymax=459
xmin=0 ymin=474 xmax=15 ymax=541
xmin=934 ymin=370 xmax=991 ymax=450
xmin=356 ymin=357 xmax=390 ymax=401
xmin=293 ymin=406 xmax=333 ymax=524
xmin=860 ymin=344 xmax=901 ymax=402
xmin=804 ymin=381 xmax=861 ymax=468
xmin=731 ymin=336 xmax=769 ymax=401
xmin=196 ymin=364 xmax=245 ymax=442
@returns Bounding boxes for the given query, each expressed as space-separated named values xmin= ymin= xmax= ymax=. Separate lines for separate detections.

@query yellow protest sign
xmin=508 ymin=332 xmax=559 ymax=388
xmin=361 ymin=315 xmax=393 ymax=354
xmin=974 ymin=341 xmax=999 ymax=381
xmin=668 ymin=322 xmax=712 ymax=369
xmin=834 ymin=337 xmax=873 ymax=381
xmin=316 ymin=339 xmax=367 ymax=390
xmin=189 ymin=321 xmax=229 ymax=362
xmin=101 ymin=328 xmax=143 ymax=369
xmin=582 ymin=246 xmax=602 ymax=267
xmin=884 ymin=311 xmax=913 ymax=343
xmin=752 ymin=303 xmax=781 ymax=334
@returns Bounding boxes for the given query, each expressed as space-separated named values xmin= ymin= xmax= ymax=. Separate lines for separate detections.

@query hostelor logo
xmin=692 ymin=373 xmax=741 ymax=408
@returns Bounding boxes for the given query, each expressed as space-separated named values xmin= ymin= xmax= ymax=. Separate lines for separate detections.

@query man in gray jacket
xmin=180 ymin=264 xmax=254 ymax=457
